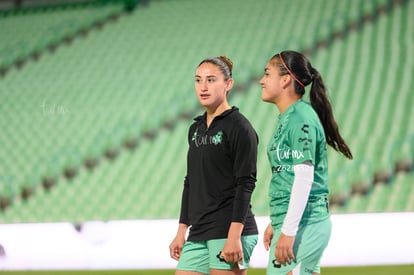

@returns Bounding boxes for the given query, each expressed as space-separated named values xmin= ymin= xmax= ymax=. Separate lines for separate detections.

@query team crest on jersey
xmin=192 ymin=129 xmax=198 ymax=141
xmin=212 ymin=131 xmax=223 ymax=145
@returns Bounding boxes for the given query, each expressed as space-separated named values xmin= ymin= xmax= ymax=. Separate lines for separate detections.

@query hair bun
xmin=218 ymin=55 xmax=233 ymax=72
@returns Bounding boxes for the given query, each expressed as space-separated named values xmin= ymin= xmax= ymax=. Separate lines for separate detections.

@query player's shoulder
xmin=228 ymin=107 xmax=256 ymax=131
xmin=289 ymin=101 xmax=318 ymax=124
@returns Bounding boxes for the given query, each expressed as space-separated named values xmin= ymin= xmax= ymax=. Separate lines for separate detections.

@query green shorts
xmin=177 ymin=234 xmax=258 ymax=274
xmin=267 ymin=217 xmax=332 ymax=275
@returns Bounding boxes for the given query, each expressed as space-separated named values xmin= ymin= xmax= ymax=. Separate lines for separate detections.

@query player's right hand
xmin=169 ymin=235 xmax=185 ymax=261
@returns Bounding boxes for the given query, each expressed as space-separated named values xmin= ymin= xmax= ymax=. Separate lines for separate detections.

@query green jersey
xmin=267 ymin=100 xmax=329 ymax=227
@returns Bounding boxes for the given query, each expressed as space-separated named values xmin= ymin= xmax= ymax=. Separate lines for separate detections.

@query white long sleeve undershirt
xmin=281 ymin=161 xmax=314 ymax=237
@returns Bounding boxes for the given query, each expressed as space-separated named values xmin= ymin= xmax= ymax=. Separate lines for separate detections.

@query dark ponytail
xmin=273 ymin=51 xmax=353 ymax=159
xmin=309 ymin=68 xmax=353 ymax=159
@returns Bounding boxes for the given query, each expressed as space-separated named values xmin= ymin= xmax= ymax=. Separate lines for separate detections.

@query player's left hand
xmin=263 ymin=223 xmax=274 ymax=251
xmin=221 ymin=238 xmax=243 ymax=263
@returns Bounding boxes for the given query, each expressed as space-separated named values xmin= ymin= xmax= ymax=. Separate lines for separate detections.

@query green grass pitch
xmin=2 ymin=265 xmax=414 ymax=275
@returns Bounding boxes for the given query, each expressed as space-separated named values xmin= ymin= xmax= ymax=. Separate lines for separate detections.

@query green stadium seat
xmin=0 ymin=0 xmax=412 ymax=222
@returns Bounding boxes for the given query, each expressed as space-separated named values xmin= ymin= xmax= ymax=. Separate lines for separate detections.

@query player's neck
xmin=276 ymin=95 xmax=300 ymax=114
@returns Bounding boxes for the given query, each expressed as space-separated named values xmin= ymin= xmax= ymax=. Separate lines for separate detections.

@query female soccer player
xmin=169 ymin=56 xmax=259 ymax=274
xmin=259 ymin=51 xmax=352 ymax=275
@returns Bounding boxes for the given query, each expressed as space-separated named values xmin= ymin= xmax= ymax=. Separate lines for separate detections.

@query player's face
xmin=195 ymin=62 xmax=232 ymax=110
xmin=259 ymin=60 xmax=285 ymax=104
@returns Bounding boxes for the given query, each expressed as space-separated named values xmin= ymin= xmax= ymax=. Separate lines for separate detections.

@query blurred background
xmin=0 ymin=0 xmax=413 ymax=273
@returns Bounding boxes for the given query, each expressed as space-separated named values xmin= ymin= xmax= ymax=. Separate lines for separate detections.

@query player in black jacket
xmin=169 ymin=56 xmax=259 ymax=275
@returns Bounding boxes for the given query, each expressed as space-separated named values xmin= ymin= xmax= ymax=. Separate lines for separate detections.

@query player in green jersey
xmin=259 ymin=51 xmax=353 ymax=275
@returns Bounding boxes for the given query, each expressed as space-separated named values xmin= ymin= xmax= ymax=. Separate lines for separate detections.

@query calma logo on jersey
xmin=192 ymin=129 xmax=223 ymax=147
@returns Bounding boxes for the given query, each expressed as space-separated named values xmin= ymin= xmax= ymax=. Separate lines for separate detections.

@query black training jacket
xmin=179 ymin=107 xmax=259 ymax=241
